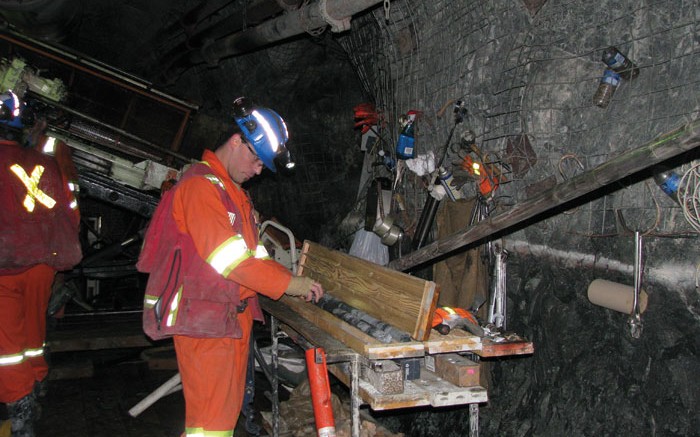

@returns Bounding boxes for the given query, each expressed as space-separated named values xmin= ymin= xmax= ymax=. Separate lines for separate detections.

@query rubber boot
xmin=6 ymin=393 xmax=36 ymax=437
xmin=30 ymin=381 xmax=45 ymax=422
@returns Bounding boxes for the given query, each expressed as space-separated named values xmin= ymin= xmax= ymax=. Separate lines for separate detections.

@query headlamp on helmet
xmin=232 ymin=96 xmax=291 ymax=172
xmin=0 ymin=90 xmax=24 ymax=128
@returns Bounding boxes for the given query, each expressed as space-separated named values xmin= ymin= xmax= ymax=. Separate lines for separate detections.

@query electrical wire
xmin=678 ymin=161 xmax=700 ymax=232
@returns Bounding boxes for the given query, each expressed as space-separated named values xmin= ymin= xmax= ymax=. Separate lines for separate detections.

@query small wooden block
xmin=431 ymin=353 xmax=480 ymax=387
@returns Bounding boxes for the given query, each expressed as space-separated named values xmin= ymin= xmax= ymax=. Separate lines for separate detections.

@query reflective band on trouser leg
xmin=0 ymin=353 xmax=24 ymax=366
xmin=0 ymin=264 xmax=54 ymax=403
xmin=23 ymin=347 xmax=44 ymax=358
xmin=174 ymin=309 xmax=252 ymax=435
xmin=22 ymin=264 xmax=55 ymax=384
xmin=184 ymin=428 xmax=233 ymax=436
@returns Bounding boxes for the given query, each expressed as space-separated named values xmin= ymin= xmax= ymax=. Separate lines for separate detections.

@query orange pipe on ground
xmin=305 ymin=347 xmax=336 ymax=437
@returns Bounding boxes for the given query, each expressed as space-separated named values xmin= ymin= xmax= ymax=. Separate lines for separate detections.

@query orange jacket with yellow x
xmin=0 ymin=140 xmax=81 ymax=274
xmin=137 ymin=149 xmax=291 ymax=340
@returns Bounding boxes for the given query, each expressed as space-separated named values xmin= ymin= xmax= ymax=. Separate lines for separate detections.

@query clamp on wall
xmin=318 ymin=0 xmax=351 ymax=33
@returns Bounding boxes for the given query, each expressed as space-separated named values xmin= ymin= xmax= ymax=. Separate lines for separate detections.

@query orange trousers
xmin=174 ymin=307 xmax=253 ymax=436
xmin=0 ymin=264 xmax=55 ymax=403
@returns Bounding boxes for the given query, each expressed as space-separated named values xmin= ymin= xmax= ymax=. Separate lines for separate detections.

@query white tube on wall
xmin=587 ymin=279 xmax=648 ymax=314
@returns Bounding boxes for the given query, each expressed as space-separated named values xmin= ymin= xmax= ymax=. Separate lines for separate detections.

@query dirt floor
xmin=28 ymin=311 xmax=275 ymax=437
xmin=34 ymin=347 xmax=270 ymax=437
xmin=4 ymin=311 xmax=404 ymax=437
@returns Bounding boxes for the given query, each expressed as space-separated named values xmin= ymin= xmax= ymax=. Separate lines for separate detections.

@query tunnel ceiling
xmin=1 ymin=1 xmax=299 ymax=89
xmin=0 ymin=0 xmax=373 ymax=242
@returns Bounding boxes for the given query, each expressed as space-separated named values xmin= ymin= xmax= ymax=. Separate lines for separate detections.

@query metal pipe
xmin=469 ymin=403 xmax=479 ymax=437
xmin=40 ymin=96 xmax=191 ymax=165
xmin=412 ymin=195 xmax=440 ymax=250
xmin=503 ymin=239 xmax=697 ymax=291
xmin=387 ymin=119 xmax=700 ymax=272
xmin=628 ymin=232 xmax=644 ymax=338
xmin=158 ymin=0 xmax=302 ymax=70
xmin=0 ymin=31 xmax=198 ymax=111
xmin=3 ymin=30 xmax=196 ymax=156
xmin=271 ymin=316 xmax=280 ymax=437
xmin=164 ymin=0 xmax=383 ymax=81
xmin=351 ymin=354 xmax=360 ymax=437
xmin=165 ymin=0 xmax=235 ymax=38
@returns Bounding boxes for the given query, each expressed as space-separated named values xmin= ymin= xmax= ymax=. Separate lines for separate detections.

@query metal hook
xmin=627 ymin=231 xmax=644 ymax=339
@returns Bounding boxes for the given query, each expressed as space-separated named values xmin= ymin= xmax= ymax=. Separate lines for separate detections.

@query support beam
xmin=388 ymin=119 xmax=700 ymax=272
xmin=164 ymin=0 xmax=384 ymax=81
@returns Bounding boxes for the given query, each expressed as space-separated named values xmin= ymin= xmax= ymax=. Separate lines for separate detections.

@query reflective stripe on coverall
xmin=0 ymin=264 xmax=55 ymax=403
xmin=0 ymin=140 xmax=81 ymax=404
xmin=170 ymin=150 xmax=291 ymax=434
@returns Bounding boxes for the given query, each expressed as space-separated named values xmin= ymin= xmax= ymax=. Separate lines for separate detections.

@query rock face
xmin=374 ymin=258 xmax=699 ymax=437
xmin=488 ymin=262 xmax=699 ymax=437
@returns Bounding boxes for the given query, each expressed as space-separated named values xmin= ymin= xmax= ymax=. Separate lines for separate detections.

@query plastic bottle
xmin=653 ymin=168 xmax=681 ymax=204
xmin=601 ymin=46 xmax=640 ymax=80
xmin=438 ymin=166 xmax=461 ymax=201
xmin=395 ymin=113 xmax=416 ymax=160
xmin=377 ymin=149 xmax=396 ymax=170
xmin=593 ymin=69 xmax=621 ymax=108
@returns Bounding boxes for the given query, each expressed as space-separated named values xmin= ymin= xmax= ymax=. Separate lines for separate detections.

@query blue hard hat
xmin=233 ymin=97 xmax=290 ymax=172
xmin=0 ymin=90 xmax=24 ymax=129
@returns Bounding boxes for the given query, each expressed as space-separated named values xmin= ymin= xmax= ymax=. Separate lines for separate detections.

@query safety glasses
xmin=244 ymin=141 xmax=262 ymax=165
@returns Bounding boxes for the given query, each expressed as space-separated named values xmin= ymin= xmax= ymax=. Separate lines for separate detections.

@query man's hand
xmin=284 ymin=276 xmax=324 ymax=303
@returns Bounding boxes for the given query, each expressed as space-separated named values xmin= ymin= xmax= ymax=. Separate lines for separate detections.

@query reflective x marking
xmin=10 ymin=164 xmax=56 ymax=211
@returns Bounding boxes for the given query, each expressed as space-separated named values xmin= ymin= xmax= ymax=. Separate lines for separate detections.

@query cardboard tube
xmin=128 ymin=373 xmax=181 ymax=417
xmin=587 ymin=279 xmax=648 ymax=314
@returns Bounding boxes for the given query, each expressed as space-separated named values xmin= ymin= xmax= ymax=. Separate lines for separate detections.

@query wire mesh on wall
xmin=338 ymin=0 xmax=700 ymax=250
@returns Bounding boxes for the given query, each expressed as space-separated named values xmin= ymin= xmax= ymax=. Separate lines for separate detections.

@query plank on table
xmin=298 ymin=241 xmax=439 ymax=341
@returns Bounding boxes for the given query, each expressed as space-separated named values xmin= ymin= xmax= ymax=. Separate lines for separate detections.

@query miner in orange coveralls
xmin=137 ymin=97 xmax=323 ymax=437
xmin=0 ymin=91 xmax=82 ymax=437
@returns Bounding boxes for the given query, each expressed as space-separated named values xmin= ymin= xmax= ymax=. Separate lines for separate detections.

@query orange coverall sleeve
xmin=173 ymin=176 xmax=291 ymax=299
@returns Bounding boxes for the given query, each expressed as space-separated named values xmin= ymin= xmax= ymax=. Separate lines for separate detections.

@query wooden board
xmin=423 ymin=329 xmax=482 ymax=354
xmin=298 ymin=241 xmax=439 ymax=341
xmin=47 ymin=322 xmax=153 ymax=352
xmin=328 ymin=361 xmax=487 ymax=410
xmin=262 ymin=295 xmax=425 ymax=360
xmin=476 ymin=338 xmax=535 ymax=357
xmin=263 ymin=295 xmax=530 ymax=361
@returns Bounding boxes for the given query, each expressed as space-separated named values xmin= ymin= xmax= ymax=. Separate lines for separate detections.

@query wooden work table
xmin=261 ymin=296 xmax=532 ymax=410
xmin=260 ymin=241 xmax=534 ymax=437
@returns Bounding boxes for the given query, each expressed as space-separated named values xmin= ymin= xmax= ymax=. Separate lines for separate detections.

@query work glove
xmin=285 ymin=276 xmax=324 ymax=303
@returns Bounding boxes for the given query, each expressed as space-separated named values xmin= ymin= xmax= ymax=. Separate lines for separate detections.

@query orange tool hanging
xmin=353 ymin=102 xmax=381 ymax=134
xmin=460 ymin=154 xmax=499 ymax=197
xmin=305 ymin=347 xmax=337 ymax=437
xmin=458 ymin=141 xmax=506 ymax=198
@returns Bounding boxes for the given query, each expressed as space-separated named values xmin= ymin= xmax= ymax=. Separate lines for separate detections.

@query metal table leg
xmin=271 ymin=316 xmax=280 ymax=437
xmin=469 ymin=403 xmax=479 ymax=437
xmin=351 ymin=354 xmax=360 ymax=437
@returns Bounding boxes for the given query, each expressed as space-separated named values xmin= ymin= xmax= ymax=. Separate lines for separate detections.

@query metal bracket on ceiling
xmin=318 ymin=0 xmax=351 ymax=33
